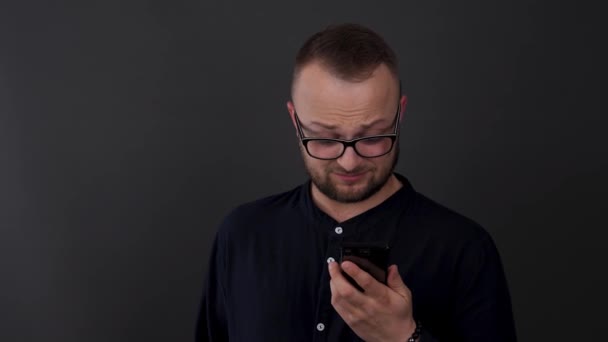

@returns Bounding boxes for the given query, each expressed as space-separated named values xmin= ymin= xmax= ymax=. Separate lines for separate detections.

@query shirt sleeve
xmin=450 ymin=230 xmax=517 ymax=341
xmin=418 ymin=328 xmax=440 ymax=342
xmin=195 ymin=232 xmax=229 ymax=342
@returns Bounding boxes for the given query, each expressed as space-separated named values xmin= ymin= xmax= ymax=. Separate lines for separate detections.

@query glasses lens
xmin=307 ymin=140 xmax=344 ymax=159
xmin=355 ymin=137 xmax=394 ymax=157
xmin=305 ymin=137 xmax=394 ymax=159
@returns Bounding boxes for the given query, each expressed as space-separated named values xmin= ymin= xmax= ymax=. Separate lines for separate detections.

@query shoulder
xmin=216 ymin=183 xmax=305 ymax=237
xmin=409 ymin=191 xmax=495 ymax=247
xmin=405 ymin=191 xmax=505 ymax=275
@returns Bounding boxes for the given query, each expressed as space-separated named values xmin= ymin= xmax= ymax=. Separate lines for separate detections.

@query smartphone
xmin=339 ymin=242 xmax=390 ymax=292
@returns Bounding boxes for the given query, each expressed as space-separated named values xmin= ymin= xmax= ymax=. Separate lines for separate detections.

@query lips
xmin=333 ymin=171 xmax=367 ymax=182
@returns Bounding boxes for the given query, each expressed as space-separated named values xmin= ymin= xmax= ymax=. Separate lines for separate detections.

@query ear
xmin=399 ymin=95 xmax=408 ymax=122
xmin=286 ymin=100 xmax=299 ymax=136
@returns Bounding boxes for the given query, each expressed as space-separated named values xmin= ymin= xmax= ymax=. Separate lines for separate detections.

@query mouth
xmin=333 ymin=171 xmax=367 ymax=183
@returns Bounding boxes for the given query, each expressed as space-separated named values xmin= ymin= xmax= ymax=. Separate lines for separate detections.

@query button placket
xmin=313 ymin=226 xmax=344 ymax=340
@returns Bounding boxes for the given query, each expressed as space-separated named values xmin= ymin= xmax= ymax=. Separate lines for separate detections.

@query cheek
xmin=368 ymin=155 xmax=394 ymax=171
xmin=302 ymin=153 xmax=329 ymax=171
xmin=312 ymin=160 xmax=333 ymax=173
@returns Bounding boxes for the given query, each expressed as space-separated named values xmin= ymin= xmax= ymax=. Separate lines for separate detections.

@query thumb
xmin=387 ymin=265 xmax=410 ymax=297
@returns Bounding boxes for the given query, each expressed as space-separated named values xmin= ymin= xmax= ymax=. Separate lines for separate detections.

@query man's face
xmin=289 ymin=62 xmax=404 ymax=203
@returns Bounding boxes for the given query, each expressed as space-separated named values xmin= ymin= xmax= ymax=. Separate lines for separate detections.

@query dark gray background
xmin=1 ymin=0 xmax=605 ymax=341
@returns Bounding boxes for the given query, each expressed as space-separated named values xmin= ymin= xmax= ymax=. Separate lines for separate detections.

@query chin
xmin=327 ymin=178 xmax=380 ymax=203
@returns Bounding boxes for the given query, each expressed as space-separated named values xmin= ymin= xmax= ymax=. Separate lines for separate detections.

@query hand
xmin=342 ymin=255 xmax=386 ymax=284
xmin=328 ymin=261 xmax=416 ymax=342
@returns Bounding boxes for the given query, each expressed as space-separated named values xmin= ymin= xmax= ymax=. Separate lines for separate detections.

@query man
xmin=196 ymin=23 xmax=517 ymax=341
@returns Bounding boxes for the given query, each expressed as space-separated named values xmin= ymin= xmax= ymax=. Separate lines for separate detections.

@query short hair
xmin=292 ymin=23 xmax=399 ymax=90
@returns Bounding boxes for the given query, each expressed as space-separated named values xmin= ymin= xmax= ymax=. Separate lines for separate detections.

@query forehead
xmin=292 ymin=62 xmax=399 ymax=129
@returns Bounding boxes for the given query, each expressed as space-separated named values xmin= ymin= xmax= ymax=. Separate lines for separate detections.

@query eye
xmin=360 ymin=137 xmax=385 ymax=145
xmin=315 ymin=140 xmax=339 ymax=146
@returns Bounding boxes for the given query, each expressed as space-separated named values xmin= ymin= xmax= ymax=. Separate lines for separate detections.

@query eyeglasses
xmin=294 ymin=103 xmax=401 ymax=160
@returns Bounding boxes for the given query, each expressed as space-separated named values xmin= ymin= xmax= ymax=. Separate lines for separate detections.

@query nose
xmin=336 ymin=146 xmax=363 ymax=172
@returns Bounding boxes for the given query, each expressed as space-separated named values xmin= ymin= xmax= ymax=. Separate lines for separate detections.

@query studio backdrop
xmin=1 ymin=0 xmax=605 ymax=341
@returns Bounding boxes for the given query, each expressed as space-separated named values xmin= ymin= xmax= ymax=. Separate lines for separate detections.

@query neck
xmin=311 ymin=174 xmax=403 ymax=223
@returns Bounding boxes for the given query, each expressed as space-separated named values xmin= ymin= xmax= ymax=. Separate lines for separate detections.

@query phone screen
xmin=339 ymin=242 xmax=389 ymax=291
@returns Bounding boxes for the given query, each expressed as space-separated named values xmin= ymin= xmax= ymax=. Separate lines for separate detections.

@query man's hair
xmin=292 ymin=23 xmax=399 ymax=89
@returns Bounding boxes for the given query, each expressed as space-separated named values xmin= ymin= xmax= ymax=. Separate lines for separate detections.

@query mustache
xmin=329 ymin=168 xmax=370 ymax=175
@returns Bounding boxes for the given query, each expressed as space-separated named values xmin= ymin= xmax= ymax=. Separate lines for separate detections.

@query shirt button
xmin=334 ymin=227 xmax=343 ymax=234
xmin=316 ymin=323 xmax=325 ymax=331
xmin=326 ymin=257 xmax=335 ymax=263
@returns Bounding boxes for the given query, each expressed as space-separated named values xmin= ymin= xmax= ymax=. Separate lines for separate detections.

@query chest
xmin=223 ymin=232 xmax=317 ymax=340
xmin=222 ymin=220 xmax=453 ymax=341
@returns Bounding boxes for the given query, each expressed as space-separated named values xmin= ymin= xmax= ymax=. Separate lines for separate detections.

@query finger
xmin=386 ymin=264 xmax=411 ymax=299
xmin=329 ymin=277 xmax=366 ymax=324
xmin=328 ymin=260 xmax=363 ymax=292
xmin=327 ymin=260 xmax=342 ymax=279
xmin=328 ymin=261 xmax=367 ymax=306
xmin=341 ymin=260 xmax=385 ymax=298
xmin=345 ymin=255 xmax=387 ymax=284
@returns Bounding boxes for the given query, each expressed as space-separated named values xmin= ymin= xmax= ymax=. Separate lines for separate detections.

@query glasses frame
xmin=293 ymin=102 xmax=401 ymax=160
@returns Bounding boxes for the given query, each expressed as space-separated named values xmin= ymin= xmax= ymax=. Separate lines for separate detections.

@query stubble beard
xmin=302 ymin=144 xmax=400 ymax=203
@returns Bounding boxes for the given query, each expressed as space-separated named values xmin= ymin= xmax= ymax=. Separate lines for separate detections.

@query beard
xmin=302 ymin=143 xmax=400 ymax=203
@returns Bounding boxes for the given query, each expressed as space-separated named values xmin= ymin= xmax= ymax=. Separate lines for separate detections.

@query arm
xmin=450 ymin=232 xmax=517 ymax=341
xmin=195 ymin=233 xmax=229 ymax=342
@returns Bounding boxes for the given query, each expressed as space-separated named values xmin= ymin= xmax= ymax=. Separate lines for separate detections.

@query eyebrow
xmin=304 ymin=117 xmax=390 ymax=134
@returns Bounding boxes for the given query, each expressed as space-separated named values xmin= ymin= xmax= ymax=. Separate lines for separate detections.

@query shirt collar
xmin=299 ymin=172 xmax=416 ymax=227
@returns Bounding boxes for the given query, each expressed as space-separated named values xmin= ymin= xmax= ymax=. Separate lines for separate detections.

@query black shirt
xmin=196 ymin=173 xmax=517 ymax=341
